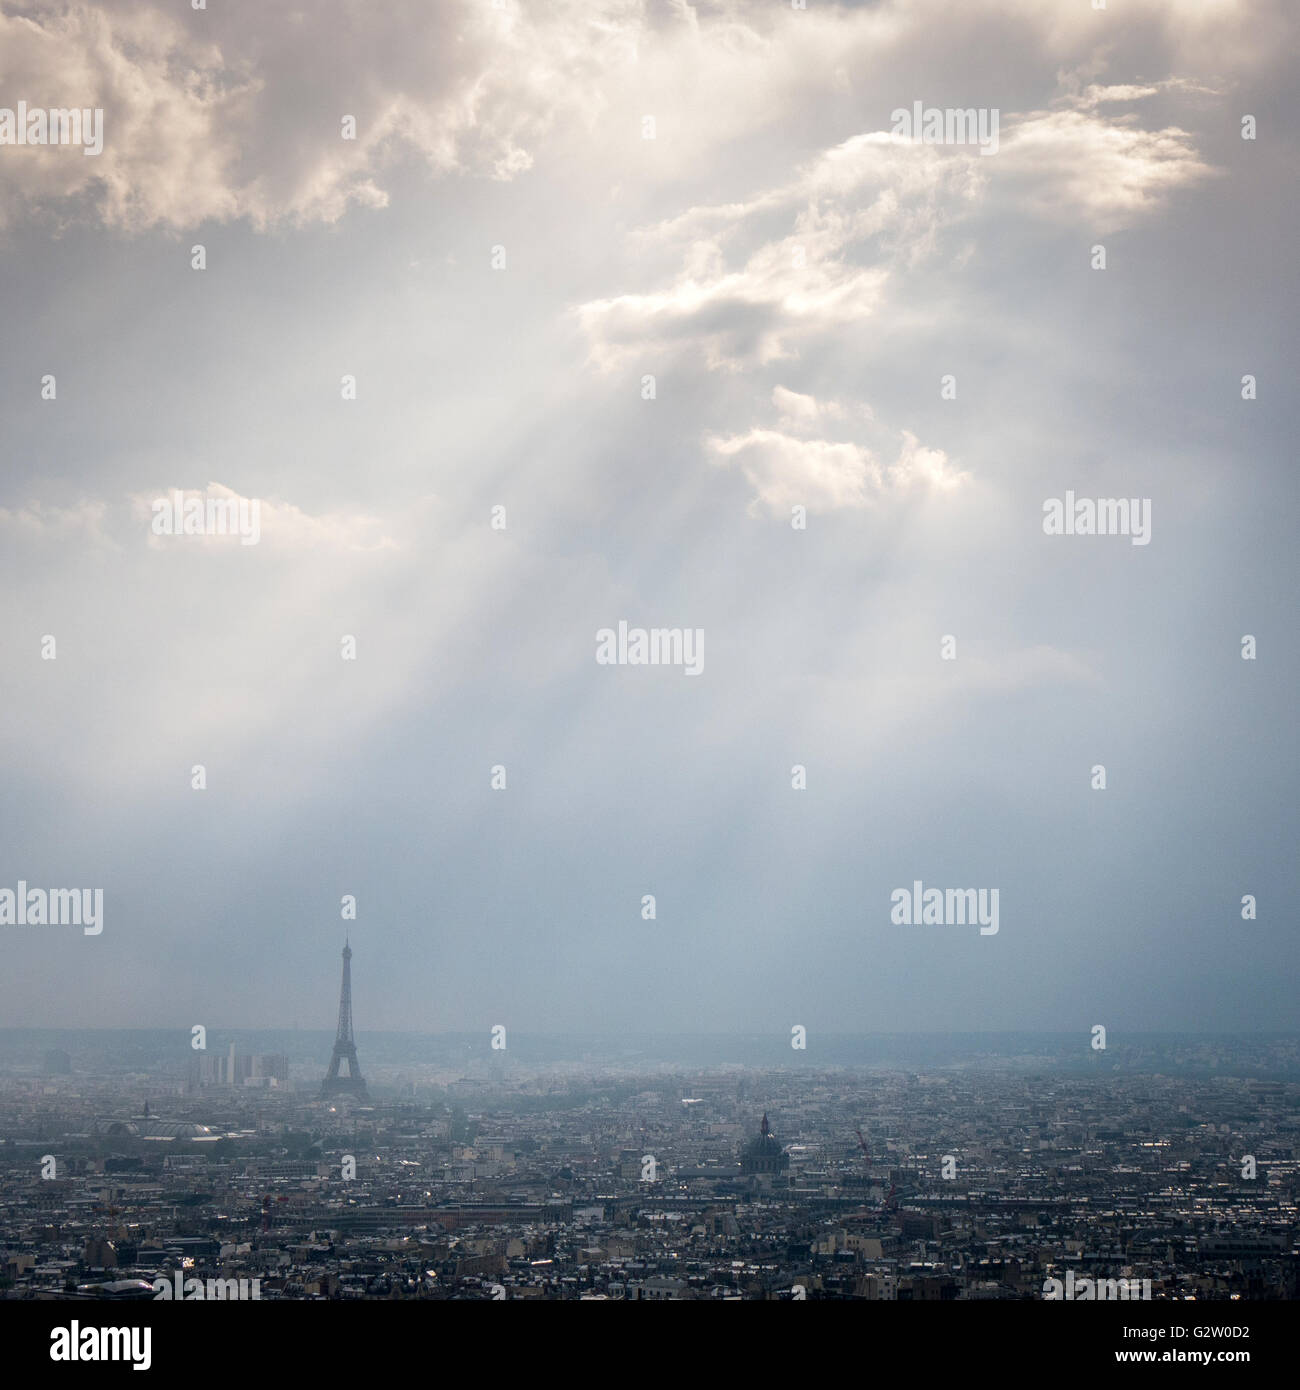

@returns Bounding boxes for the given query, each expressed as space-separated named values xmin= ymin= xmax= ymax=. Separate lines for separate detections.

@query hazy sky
xmin=1 ymin=0 xmax=1295 ymax=1038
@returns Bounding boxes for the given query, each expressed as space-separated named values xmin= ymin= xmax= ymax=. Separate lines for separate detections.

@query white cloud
xmin=129 ymin=484 xmax=399 ymax=552
xmin=0 ymin=497 xmax=112 ymax=543
xmin=0 ymin=0 xmax=643 ymax=231
xmin=0 ymin=0 xmax=1263 ymax=238
xmin=578 ymin=134 xmax=981 ymax=371
xmin=577 ymin=66 xmax=1218 ymax=367
xmin=708 ymin=429 xmax=879 ymax=514
xmin=772 ymin=385 xmax=852 ymax=431
xmin=997 ymin=107 xmax=1216 ymax=231
xmin=708 ymin=414 xmax=966 ymax=517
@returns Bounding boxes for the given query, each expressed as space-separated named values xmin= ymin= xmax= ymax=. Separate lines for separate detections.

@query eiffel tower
xmin=320 ymin=941 xmax=369 ymax=1100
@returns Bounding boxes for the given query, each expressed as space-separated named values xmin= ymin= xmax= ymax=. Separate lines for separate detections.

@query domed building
xmin=740 ymin=1113 xmax=789 ymax=1190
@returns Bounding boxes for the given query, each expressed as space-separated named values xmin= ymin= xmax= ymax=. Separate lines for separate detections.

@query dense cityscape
xmin=2 ymin=1030 xmax=1295 ymax=1302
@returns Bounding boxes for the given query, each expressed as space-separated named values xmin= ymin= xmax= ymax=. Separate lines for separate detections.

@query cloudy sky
xmin=1 ymin=0 xmax=1295 ymax=1040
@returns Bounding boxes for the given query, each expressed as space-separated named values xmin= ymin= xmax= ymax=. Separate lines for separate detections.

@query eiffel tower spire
xmin=320 ymin=940 xmax=369 ymax=1100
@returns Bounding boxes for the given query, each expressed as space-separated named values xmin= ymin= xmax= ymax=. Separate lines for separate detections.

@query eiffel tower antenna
xmin=320 ymin=940 xmax=369 ymax=1100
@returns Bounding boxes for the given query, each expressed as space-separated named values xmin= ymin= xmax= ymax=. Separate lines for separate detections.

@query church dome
xmin=741 ymin=1114 xmax=789 ymax=1174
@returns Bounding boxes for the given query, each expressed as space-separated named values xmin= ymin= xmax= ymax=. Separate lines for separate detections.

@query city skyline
xmin=2 ymin=1036 xmax=1294 ymax=1306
